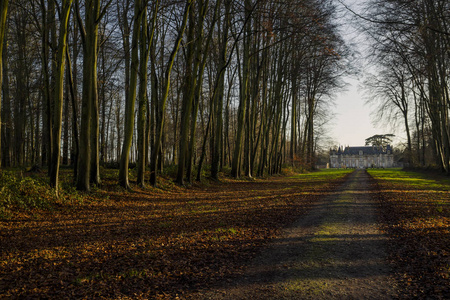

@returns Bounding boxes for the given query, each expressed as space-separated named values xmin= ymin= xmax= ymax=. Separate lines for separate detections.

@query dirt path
xmin=202 ymin=170 xmax=397 ymax=299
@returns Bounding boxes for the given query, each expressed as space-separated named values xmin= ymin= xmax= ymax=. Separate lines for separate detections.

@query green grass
xmin=289 ymin=168 xmax=353 ymax=182
xmin=367 ymin=168 xmax=450 ymax=190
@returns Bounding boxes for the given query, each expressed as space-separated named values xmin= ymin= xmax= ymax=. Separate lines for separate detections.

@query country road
xmin=204 ymin=169 xmax=397 ymax=299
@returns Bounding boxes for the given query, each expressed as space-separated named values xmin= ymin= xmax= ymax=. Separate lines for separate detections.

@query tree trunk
xmin=15 ymin=12 xmax=28 ymax=167
xmin=290 ymin=75 xmax=297 ymax=166
xmin=66 ymin=47 xmax=79 ymax=181
xmin=231 ymin=0 xmax=252 ymax=178
xmin=62 ymin=70 xmax=70 ymax=166
xmin=150 ymin=0 xmax=193 ymax=186
xmin=1 ymin=15 xmax=10 ymax=168
xmin=49 ymin=0 xmax=72 ymax=196
xmin=137 ymin=1 xmax=157 ymax=187
xmin=119 ymin=0 xmax=143 ymax=189
xmin=211 ymin=0 xmax=229 ymax=180
xmin=176 ymin=2 xmax=197 ymax=185
xmin=197 ymin=97 xmax=214 ymax=182
xmin=76 ymin=0 xmax=104 ymax=191
xmin=0 ymin=0 xmax=7 ymax=169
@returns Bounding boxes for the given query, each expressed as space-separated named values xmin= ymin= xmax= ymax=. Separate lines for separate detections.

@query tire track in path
xmin=203 ymin=169 xmax=397 ymax=299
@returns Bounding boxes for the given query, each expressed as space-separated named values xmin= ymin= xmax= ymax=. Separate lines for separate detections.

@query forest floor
xmin=1 ymin=168 xmax=449 ymax=299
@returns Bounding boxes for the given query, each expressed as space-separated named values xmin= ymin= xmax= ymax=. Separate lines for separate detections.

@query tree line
xmin=363 ymin=0 xmax=450 ymax=173
xmin=0 ymin=0 xmax=349 ymax=193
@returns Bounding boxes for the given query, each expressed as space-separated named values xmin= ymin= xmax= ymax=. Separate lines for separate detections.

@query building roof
xmin=331 ymin=145 xmax=392 ymax=155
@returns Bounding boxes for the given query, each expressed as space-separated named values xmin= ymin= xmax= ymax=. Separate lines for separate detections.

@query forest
xmin=0 ymin=0 xmax=350 ymax=193
xmin=361 ymin=0 xmax=450 ymax=172
xmin=0 ymin=0 xmax=449 ymax=195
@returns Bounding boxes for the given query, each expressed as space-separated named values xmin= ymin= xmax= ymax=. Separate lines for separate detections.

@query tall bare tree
xmin=49 ymin=0 xmax=73 ymax=195
xmin=149 ymin=0 xmax=193 ymax=186
xmin=119 ymin=0 xmax=144 ymax=189
xmin=76 ymin=0 xmax=111 ymax=191
xmin=0 ymin=0 xmax=8 ymax=169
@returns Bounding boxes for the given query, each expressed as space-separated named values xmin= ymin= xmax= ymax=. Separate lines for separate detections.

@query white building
xmin=330 ymin=145 xmax=394 ymax=168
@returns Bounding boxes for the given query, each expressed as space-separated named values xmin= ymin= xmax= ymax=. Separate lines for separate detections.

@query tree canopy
xmin=365 ymin=134 xmax=395 ymax=148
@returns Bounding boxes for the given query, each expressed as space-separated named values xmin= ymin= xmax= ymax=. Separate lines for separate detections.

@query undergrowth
xmin=0 ymin=171 xmax=85 ymax=219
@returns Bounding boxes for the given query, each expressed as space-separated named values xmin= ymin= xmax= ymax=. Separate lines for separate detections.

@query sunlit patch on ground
xmin=368 ymin=169 xmax=450 ymax=299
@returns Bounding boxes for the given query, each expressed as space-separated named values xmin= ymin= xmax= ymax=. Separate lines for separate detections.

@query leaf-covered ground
xmin=0 ymin=169 xmax=351 ymax=299
xmin=368 ymin=169 xmax=450 ymax=299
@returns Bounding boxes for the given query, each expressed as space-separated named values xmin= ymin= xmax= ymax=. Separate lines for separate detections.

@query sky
xmin=330 ymin=77 xmax=380 ymax=147
xmin=328 ymin=0 xmax=381 ymax=147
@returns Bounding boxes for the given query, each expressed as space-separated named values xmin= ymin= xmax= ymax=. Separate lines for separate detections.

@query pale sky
xmin=329 ymin=0 xmax=390 ymax=147
xmin=331 ymin=78 xmax=379 ymax=147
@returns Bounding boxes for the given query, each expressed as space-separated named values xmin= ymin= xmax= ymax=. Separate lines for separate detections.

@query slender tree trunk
xmin=62 ymin=71 xmax=70 ymax=166
xmin=0 ymin=5 xmax=8 ymax=168
xmin=99 ymin=43 xmax=106 ymax=164
xmin=34 ymin=91 xmax=41 ymax=165
xmin=137 ymin=1 xmax=157 ymax=187
xmin=119 ymin=0 xmax=143 ymax=189
xmin=211 ymin=0 xmax=229 ymax=180
xmin=149 ymin=31 xmax=157 ymax=170
xmin=0 ymin=0 xmax=7 ymax=169
xmin=197 ymin=96 xmax=214 ymax=182
xmin=186 ymin=0 xmax=218 ymax=182
xmin=150 ymin=0 xmax=193 ymax=186
xmin=76 ymin=8 xmax=92 ymax=191
xmin=14 ymin=12 xmax=28 ymax=167
xmin=76 ymin=0 xmax=103 ymax=191
xmin=49 ymin=0 xmax=73 ymax=196
xmin=66 ymin=47 xmax=79 ymax=180
xmin=231 ymin=0 xmax=252 ymax=178
xmin=176 ymin=2 xmax=197 ymax=185
xmin=248 ymin=43 xmax=263 ymax=176
xmin=116 ymin=0 xmax=131 ymax=164
xmin=89 ymin=32 xmax=101 ymax=185
xmin=290 ymin=76 xmax=297 ymax=166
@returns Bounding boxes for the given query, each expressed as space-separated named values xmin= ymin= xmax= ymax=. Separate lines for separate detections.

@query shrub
xmin=0 ymin=172 xmax=55 ymax=212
